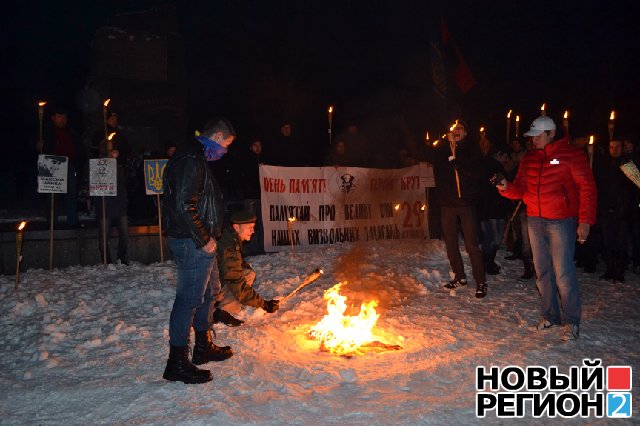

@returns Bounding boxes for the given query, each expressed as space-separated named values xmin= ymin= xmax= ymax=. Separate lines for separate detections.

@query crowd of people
xmin=35 ymin=105 xmax=640 ymax=370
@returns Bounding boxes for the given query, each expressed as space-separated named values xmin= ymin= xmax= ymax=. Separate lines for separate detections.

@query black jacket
xmin=425 ymin=137 xmax=484 ymax=207
xmin=162 ymin=139 xmax=224 ymax=247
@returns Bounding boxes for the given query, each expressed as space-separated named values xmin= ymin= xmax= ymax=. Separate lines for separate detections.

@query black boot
xmin=612 ymin=253 xmax=626 ymax=283
xmin=484 ymin=249 xmax=501 ymax=275
xmin=213 ymin=308 xmax=244 ymax=327
xmin=192 ymin=330 xmax=233 ymax=364
xmin=518 ymin=259 xmax=535 ymax=281
xmin=600 ymin=253 xmax=615 ymax=281
xmin=163 ymin=345 xmax=212 ymax=384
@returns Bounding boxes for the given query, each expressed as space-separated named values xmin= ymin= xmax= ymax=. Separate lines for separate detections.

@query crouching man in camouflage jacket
xmin=214 ymin=210 xmax=279 ymax=326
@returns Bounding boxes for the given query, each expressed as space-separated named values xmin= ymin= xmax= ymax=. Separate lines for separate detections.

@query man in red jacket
xmin=495 ymin=115 xmax=596 ymax=341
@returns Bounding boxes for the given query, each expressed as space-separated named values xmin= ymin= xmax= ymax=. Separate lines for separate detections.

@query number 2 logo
xmin=607 ymin=392 xmax=631 ymax=417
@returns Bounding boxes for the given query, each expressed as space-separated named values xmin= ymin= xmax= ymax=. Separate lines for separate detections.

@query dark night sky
xmin=2 ymin=0 xmax=640 ymax=194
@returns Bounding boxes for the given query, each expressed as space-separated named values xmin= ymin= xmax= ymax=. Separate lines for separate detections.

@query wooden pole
xmin=49 ymin=194 xmax=54 ymax=271
xmin=157 ymin=194 xmax=164 ymax=262
xmin=102 ymin=196 xmax=108 ymax=267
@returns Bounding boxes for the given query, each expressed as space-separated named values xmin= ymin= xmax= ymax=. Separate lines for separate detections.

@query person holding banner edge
xmin=162 ymin=116 xmax=236 ymax=384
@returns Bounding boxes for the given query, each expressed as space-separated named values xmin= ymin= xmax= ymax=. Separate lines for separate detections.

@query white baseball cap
xmin=524 ymin=116 xmax=556 ymax=136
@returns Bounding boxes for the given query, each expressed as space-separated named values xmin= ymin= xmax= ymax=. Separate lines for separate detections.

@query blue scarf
xmin=196 ymin=135 xmax=227 ymax=161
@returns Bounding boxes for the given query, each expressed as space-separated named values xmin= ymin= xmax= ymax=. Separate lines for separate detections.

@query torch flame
xmin=420 ymin=204 xmax=426 ymax=211
xmin=103 ymin=99 xmax=111 ymax=107
xmin=480 ymin=126 xmax=485 ymax=133
xmin=541 ymin=103 xmax=546 ymax=112
xmin=433 ymin=139 xmax=439 ymax=147
xmin=564 ymin=110 xmax=568 ymax=119
xmin=516 ymin=115 xmax=520 ymax=122
xmin=394 ymin=203 xmax=400 ymax=211
xmin=507 ymin=110 xmax=512 ymax=119
xmin=107 ymin=132 xmax=116 ymax=141
xmin=589 ymin=135 xmax=594 ymax=145
xmin=18 ymin=221 xmax=27 ymax=231
xmin=288 ymin=216 xmax=297 ymax=222
xmin=38 ymin=101 xmax=47 ymax=107
xmin=425 ymin=131 xmax=430 ymax=141
xmin=309 ymin=283 xmax=380 ymax=355
xmin=610 ymin=111 xmax=615 ymax=120
xmin=328 ymin=106 xmax=333 ymax=113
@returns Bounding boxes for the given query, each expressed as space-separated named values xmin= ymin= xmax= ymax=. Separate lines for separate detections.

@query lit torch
xmin=515 ymin=115 xmax=520 ymax=139
xmin=588 ymin=135 xmax=595 ymax=168
xmin=563 ymin=110 xmax=569 ymax=134
xmin=287 ymin=216 xmax=296 ymax=255
xmin=328 ymin=105 xmax=333 ymax=145
xmin=540 ymin=103 xmax=546 ymax=116
xmin=479 ymin=126 xmax=486 ymax=139
xmin=38 ymin=101 xmax=47 ymax=153
xmin=608 ymin=110 xmax=615 ymax=141
xmin=106 ymin=131 xmax=116 ymax=157
xmin=280 ymin=268 xmax=324 ymax=304
xmin=103 ymin=98 xmax=111 ymax=143
xmin=425 ymin=131 xmax=430 ymax=145
xmin=506 ymin=109 xmax=512 ymax=146
xmin=15 ymin=221 xmax=27 ymax=290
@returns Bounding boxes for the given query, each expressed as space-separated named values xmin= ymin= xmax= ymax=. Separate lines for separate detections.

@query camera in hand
xmin=490 ymin=173 xmax=505 ymax=186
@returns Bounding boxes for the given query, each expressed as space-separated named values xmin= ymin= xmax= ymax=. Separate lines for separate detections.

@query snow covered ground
xmin=1 ymin=239 xmax=638 ymax=425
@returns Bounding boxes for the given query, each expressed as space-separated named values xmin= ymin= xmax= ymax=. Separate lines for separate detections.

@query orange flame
xmin=103 ymin=99 xmax=111 ymax=108
xmin=433 ymin=139 xmax=439 ymax=147
xmin=420 ymin=204 xmax=426 ymax=211
xmin=610 ymin=111 xmax=615 ymax=120
xmin=589 ymin=135 xmax=594 ymax=145
xmin=516 ymin=115 xmax=520 ymax=122
xmin=507 ymin=109 xmax=512 ymax=119
xmin=394 ymin=203 xmax=400 ymax=211
xmin=564 ymin=110 xmax=569 ymax=119
xmin=309 ymin=283 xmax=380 ymax=355
xmin=541 ymin=103 xmax=546 ymax=112
xmin=480 ymin=126 xmax=485 ymax=133
xmin=107 ymin=132 xmax=116 ymax=141
xmin=288 ymin=216 xmax=297 ymax=223
xmin=425 ymin=131 xmax=430 ymax=141
xmin=328 ymin=106 xmax=333 ymax=114
xmin=38 ymin=101 xmax=47 ymax=107
xmin=18 ymin=221 xmax=27 ymax=231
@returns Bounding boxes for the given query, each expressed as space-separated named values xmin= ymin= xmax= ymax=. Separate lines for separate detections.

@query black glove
xmin=490 ymin=172 xmax=505 ymax=186
xmin=262 ymin=299 xmax=280 ymax=313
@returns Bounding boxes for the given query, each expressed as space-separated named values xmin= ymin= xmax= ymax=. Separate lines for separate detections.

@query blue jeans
xmin=168 ymin=237 xmax=220 ymax=346
xmin=527 ymin=216 xmax=581 ymax=325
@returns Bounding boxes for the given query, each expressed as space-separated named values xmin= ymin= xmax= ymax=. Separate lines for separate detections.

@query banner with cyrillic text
xmin=89 ymin=158 xmax=117 ymax=196
xmin=260 ymin=164 xmax=432 ymax=251
xmin=37 ymin=155 xmax=68 ymax=194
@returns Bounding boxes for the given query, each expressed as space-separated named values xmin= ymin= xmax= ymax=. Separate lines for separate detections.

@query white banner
xmin=260 ymin=164 xmax=433 ymax=251
xmin=89 ymin=158 xmax=118 ymax=196
xmin=37 ymin=155 xmax=68 ymax=194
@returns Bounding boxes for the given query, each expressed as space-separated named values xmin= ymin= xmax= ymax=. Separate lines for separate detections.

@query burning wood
xmin=309 ymin=283 xmax=402 ymax=356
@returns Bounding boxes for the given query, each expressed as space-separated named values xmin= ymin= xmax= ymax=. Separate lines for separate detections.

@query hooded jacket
xmin=500 ymin=136 xmax=597 ymax=224
xmin=162 ymin=139 xmax=224 ymax=247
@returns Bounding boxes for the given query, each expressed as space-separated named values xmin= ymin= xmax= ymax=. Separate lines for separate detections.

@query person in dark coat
xmin=161 ymin=116 xmax=236 ymax=384
xmin=91 ymin=111 xmax=131 ymax=264
xmin=37 ymin=106 xmax=86 ymax=228
xmin=478 ymin=135 xmax=511 ymax=275
xmin=594 ymin=139 xmax=636 ymax=282
xmin=424 ymin=120 xmax=487 ymax=298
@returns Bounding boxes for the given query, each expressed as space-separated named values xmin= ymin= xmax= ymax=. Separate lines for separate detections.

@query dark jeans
xmin=168 ymin=238 xmax=219 ymax=346
xmin=441 ymin=205 xmax=486 ymax=284
xmin=98 ymin=215 xmax=128 ymax=262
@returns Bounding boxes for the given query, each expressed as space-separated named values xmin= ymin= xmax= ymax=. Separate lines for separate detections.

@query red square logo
xmin=607 ymin=366 xmax=632 ymax=391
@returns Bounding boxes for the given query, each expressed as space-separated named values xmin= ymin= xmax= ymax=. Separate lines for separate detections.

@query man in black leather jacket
xmin=161 ymin=116 xmax=236 ymax=384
